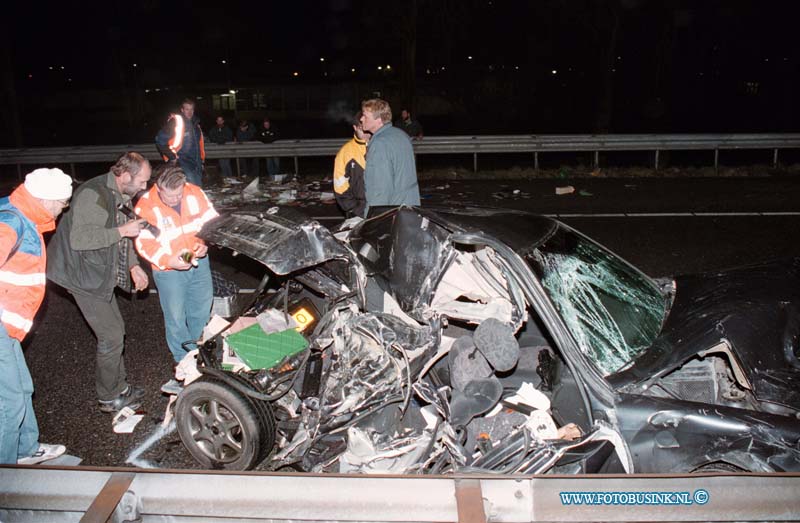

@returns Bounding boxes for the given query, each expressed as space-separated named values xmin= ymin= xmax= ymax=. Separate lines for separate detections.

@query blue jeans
xmin=152 ymin=256 xmax=213 ymax=362
xmin=179 ymin=160 xmax=203 ymax=187
xmin=0 ymin=323 xmax=39 ymax=464
xmin=266 ymin=157 xmax=280 ymax=177
xmin=218 ymin=158 xmax=233 ymax=178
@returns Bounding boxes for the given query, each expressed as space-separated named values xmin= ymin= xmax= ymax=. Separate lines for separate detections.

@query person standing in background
xmin=236 ymin=119 xmax=258 ymax=177
xmin=207 ymin=115 xmax=234 ymax=179
xmin=155 ymin=98 xmax=206 ymax=186
xmin=257 ymin=117 xmax=280 ymax=179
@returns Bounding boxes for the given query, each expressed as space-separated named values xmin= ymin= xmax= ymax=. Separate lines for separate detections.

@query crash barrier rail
xmin=2 ymin=467 xmax=799 ymax=522
xmin=1 ymin=133 xmax=799 ymax=178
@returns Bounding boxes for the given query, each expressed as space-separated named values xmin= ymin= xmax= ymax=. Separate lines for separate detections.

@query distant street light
xmin=320 ymin=57 xmax=325 ymax=62
xmin=552 ymin=69 xmax=557 ymax=75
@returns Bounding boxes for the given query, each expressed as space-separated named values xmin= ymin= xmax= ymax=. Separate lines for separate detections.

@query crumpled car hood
xmin=198 ymin=212 xmax=352 ymax=275
xmin=611 ymin=258 xmax=800 ymax=411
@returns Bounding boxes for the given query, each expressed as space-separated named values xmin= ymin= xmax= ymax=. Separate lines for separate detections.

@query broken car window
xmin=527 ymin=225 xmax=667 ymax=375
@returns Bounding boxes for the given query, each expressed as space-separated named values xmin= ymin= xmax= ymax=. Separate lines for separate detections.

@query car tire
xmin=176 ymin=377 xmax=275 ymax=470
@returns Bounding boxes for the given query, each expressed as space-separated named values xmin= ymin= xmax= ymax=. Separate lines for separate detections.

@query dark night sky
xmin=4 ymin=0 xmax=800 ymax=142
xmin=10 ymin=1 xmax=797 ymax=86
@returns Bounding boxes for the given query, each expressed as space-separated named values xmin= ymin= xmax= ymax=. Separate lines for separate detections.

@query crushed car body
xmin=173 ymin=205 xmax=800 ymax=474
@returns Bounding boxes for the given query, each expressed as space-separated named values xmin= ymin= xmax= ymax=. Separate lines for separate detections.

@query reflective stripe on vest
xmin=186 ymin=195 xmax=200 ymax=215
xmin=1 ymin=309 xmax=33 ymax=333
xmin=0 ymin=270 xmax=46 ymax=286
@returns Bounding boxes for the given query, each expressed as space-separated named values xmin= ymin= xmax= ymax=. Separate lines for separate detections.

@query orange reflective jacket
xmin=134 ymin=183 xmax=218 ymax=270
xmin=0 ymin=186 xmax=56 ymax=341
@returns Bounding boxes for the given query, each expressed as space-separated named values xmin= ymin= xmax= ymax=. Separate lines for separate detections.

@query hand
xmin=118 ymin=219 xmax=146 ymax=238
xmin=193 ymin=243 xmax=208 ymax=258
xmin=167 ymin=252 xmax=193 ymax=271
xmin=130 ymin=265 xmax=149 ymax=291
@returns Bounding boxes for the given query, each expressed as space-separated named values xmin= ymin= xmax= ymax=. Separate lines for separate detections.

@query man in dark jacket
xmin=207 ymin=116 xmax=234 ymax=178
xmin=47 ymin=152 xmax=152 ymax=413
xmin=155 ymin=99 xmax=205 ymax=186
xmin=397 ymin=109 xmax=424 ymax=140
xmin=257 ymin=117 xmax=280 ymax=178
xmin=236 ymin=120 xmax=258 ymax=177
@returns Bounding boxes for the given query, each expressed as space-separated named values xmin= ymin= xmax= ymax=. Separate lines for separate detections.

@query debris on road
xmin=113 ymin=407 xmax=144 ymax=434
xmin=555 ymin=185 xmax=575 ymax=195
xmin=203 ymin=176 xmax=340 ymax=210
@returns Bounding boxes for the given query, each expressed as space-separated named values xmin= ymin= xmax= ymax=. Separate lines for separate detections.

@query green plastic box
xmin=225 ymin=324 xmax=308 ymax=370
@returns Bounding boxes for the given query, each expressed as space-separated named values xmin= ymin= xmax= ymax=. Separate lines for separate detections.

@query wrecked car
xmin=173 ymin=205 xmax=800 ymax=474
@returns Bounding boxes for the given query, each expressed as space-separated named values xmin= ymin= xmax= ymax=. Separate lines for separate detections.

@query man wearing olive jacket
xmin=47 ymin=152 xmax=152 ymax=414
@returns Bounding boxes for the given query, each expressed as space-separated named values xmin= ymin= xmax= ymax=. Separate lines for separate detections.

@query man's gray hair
xmin=111 ymin=152 xmax=149 ymax=178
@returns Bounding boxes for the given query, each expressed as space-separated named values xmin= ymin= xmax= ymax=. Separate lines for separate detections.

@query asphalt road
xmin=24 ymin=175 xmax=800 ymax=469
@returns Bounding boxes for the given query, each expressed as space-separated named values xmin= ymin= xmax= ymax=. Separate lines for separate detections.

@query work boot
xmin=98 ymin=385 xmax=145 ymax=413
xmin=160 ymin=379 xmax=183 ymax=396
xmin=17 ymin=443 xmax=67 ymax=465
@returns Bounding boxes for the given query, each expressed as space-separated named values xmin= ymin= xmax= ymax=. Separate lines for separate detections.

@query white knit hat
xmin=24 ymin=168 xmax=73 ymax=200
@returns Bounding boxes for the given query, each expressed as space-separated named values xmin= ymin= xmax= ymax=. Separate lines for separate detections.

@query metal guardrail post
xmin=594 ymin=150 xmax=599 ymax=169
xmin=534 ymin=152 xmax=539 ymax=171
xmin=454 ymin=479 xmax=487 ymax=523
xmin=773 ymin=148 xmax=779 ymax=168
xmin=473 ymin=152 xmax=478 ymax=172
xmin=654 ymin=150 xmax=660 ymax=170
xmin=294 ymin=156 xmax=299 ymax=175
xmin=16 ymin=164 xmax=22 ymax=181
xmin=78 ymin=472 xmax=135 ymax=523
xmin=714 ymin=149 xmax=719 ymax=172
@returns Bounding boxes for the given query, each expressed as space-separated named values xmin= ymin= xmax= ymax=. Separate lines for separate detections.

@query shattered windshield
xmin=527 ymin=225 xmax=667 ymax=376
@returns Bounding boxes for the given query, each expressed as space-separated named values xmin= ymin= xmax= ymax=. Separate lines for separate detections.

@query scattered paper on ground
xmin=113 ymin=407 xmax=144 ymax=434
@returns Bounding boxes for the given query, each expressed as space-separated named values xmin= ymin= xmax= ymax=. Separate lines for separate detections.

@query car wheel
xmin=176 ymin=377 xmax=274 ymax=470
xmin=226 ymin=372 xmax=277 ymax=452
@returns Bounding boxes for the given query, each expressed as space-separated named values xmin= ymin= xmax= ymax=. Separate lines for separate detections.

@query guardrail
xmin=2 ymin=133 xmax=799 ymax=178
xmin=2 ymin=466 xmax=799 ymax=522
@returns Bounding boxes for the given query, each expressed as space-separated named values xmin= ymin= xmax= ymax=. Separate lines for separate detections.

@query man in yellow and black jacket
xmin=333 ymin=112 xmax=369 ymax=218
